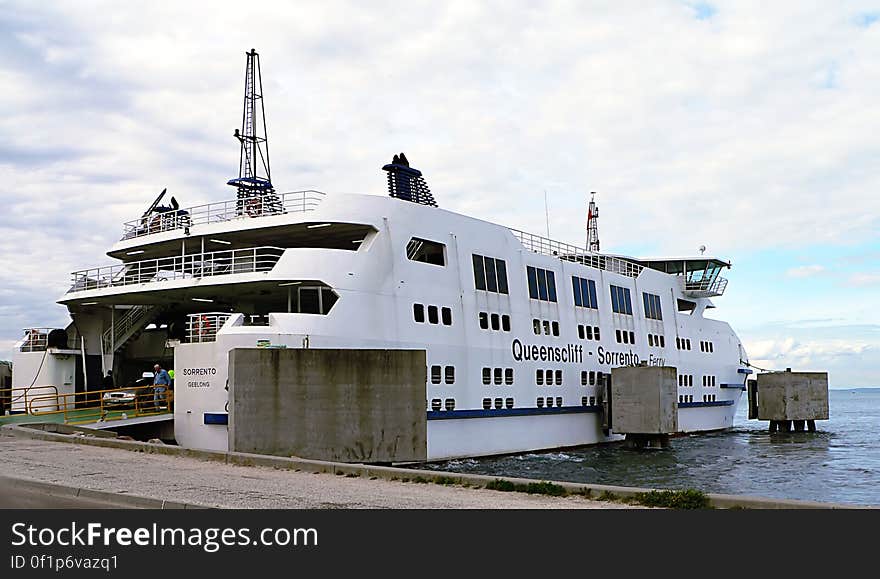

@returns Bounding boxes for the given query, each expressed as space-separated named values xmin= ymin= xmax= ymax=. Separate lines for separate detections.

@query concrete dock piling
xmin=752 ymin=370 xmax=829 ymax=433
xmin=610 ymin=366 xmax=678 ymax=449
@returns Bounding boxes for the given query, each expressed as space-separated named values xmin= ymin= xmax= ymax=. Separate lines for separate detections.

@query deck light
xmin=278 ymin=282 xmax=301 ymax=287
xmin=192 ymin=298 xmax=214 ymax=303
xmin=126 ymin=250 xmax=145 ymax=255
xmin=306 ymin=223 xmax=332 ymax=229
xmin=210 ymin=238 xmax=232 ymax=245
xmin=80 ymin=302 xmax=98 ymax=306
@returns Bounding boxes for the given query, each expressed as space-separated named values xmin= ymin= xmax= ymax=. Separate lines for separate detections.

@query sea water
xmin=423 ymin=388 xmax=880 ymax=506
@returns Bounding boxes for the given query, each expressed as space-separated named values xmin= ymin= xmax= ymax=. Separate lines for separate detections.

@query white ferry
xmin=9 ymin=50 xmax=751 ymax=461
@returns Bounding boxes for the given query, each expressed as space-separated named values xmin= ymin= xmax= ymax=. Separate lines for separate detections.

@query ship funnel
xmin=382 ymin=153 xmax=437 ymax=207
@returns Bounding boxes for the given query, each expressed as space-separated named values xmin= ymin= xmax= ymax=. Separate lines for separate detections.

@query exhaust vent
xmin=382 ymin=153 xmax=437 ymax=207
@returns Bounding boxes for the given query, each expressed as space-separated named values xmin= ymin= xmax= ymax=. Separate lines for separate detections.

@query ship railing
xmin=681 ymin=275 xmax=728 ymax=298
xmin=68 ymin=246 xmax=285 ymax=293
xmin=185 ymin=313 xmax=232 ymax=343
xmin=509 ymin=229 xmax=644 ymax=278
xmin=0 ymin=385 xmax=59 ymax=415
xmin=18 ymin=328 xmax=54 ymax=352
xmin=2 ymin=386 xmax=174 ymax=426
xmin=121 ymin=190 xmax=326 ymax=240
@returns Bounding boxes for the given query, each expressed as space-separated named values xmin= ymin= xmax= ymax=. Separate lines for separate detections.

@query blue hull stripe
xmin=678 ymin=400 xmax=735 ymax=408
xmin=204 ymin=412 xmax=229 ymax=425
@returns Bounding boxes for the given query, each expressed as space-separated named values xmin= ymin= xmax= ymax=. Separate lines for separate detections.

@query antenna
xmin=699 ymin=245 xmax=706 ymax=255
xmin=544 ymin=190 xmax=551 ymax=238
xmin=586 ymin=191 xmax=600 ymax=252
xmin=227 ymin=49 xmax=281 ymax=215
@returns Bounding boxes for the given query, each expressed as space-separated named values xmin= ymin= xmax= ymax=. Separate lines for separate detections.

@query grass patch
xmin=345 ymin=472 xmax=360 ymax=478
xmin=433 ymin=476 xmax=457 ymax=486
xmin=597 ymin=491 xmax=619 ymax=502
xmin=632 ymin=489 xmax=712 ymax=509
xmin=413 ymin=476 xmax=430 ymax=484
xmin=485 ymin=479 xmax=568 ymax=496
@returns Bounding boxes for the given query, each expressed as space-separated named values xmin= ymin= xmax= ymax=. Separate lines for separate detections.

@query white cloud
xmin=846 ymin=272 xmax=880 ymax=286
xmin=786 ymin=264 xmax=825 ymax=278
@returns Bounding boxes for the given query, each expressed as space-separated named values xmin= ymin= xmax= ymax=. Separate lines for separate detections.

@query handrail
xmin=102 ymin=305 xmax=155 ymax=353
xmin=509 ymin=229 xmax=644 ymax=278
xmin=681 ymin=275 xmax=728 ymax=297
xmin=0 ymin=385 xmax=59 ymax=413
xmin=21 ymin=386 xmax=173 ymax=425
xmin=68 ymin=246 xmax=285 ymax=293
xmin=121 ymin=190 xmax=326 ymax=240
xmin=186 ymin=313 xmax=232 ymax=343
xmin=18 ymin=328 xmax=55 ymax=352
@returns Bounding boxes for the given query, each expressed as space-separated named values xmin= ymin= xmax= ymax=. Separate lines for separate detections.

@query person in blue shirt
xmin=152 ymin=363 xmax=171 ymax=410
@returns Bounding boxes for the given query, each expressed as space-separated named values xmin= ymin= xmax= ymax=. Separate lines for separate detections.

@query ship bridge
xmin=633 ymin=257 xmax=731 ymax=298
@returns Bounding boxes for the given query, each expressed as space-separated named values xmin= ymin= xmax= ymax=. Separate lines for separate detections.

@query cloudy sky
xmin=1 ymin=1 xmax=878 ymax=387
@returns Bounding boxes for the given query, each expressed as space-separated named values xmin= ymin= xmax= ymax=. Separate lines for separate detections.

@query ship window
xmin=473 ymin=254 xmax=509 ymax=294
xmin=505 ymin=397 xmax=514 ymax=409
xmin=589 ymin=371 xmax=596 ymax=386
xmin=483 ymin=398 xmax=492 ymax=410
xmin=479 ymin=312 xmax=489 ymax=329
xmin=441 ymin=307 xmax=452 ymax=326
xmin=551 ymin=321 xmax=559 ymax=336
xmin=502 ymin=315 xmax=511 ymax=331
xmin=629 ymin=331 xmax=635 ymax=344
xmin=533 ymin=319 xmax=541 ymax=334
xmin=491 ymin=313 xmax=500 ymax=331
xmin=594 ymin=327 xmax=600 ymax=340
xmin=445 ymin=366 xmax=455 ymax=384
xmin=431 ymin=365 xmax=441 ymax=384
xmin=293 ymin=286 xmax=338 ymax=315
xmin=581 ymin=371 xmax=588 ymax=386
xmin=482 ymin=368 xmax=491 ymax=385
xmin=428 ymin=305 xmax=439 ymax=324
xmin=709 ymin=342 xmax=713 ymax=353
xmin=679 ymin=395 xmax=683 ymax=403
xmin=648 ymin=334 xmax=654 ymax=347
xmin=610 ymin=285 xmax=633 ymax=315
xmin=546 ymin=369 xmax=554 ymax=385
xmin=543 ymin=320 xmax=550 ymax=335
xmin=659 ymin=336 xmax=665 ymax=348
xmin=597 ymin=373 xmax=605 ymax=386
xmin=572 ymin=276 xmax=598 ymax=309
xmin=643 ymin=292 xmax=662 ymax=320
xmin=686 ymin=339 xmax=692 ymax=350
xmin=589 ymin=396 xmax=595 ymax=406
xmin=505 ymin=368 xmax=514 ymax=385
xmin=494 ymin=368 xmax=502 ymax=385
xmin=546 ymin=397 xmax=554 ymax=408
xmin=556 ymin=397 xmax=562 ymax=407
xmin=689 ymin=375 xmax=693 ymax=387
xmin=536 ymin=369 xmax=543 ymax=386
xmin=494 ymin=398 xmax=503 ymax=409
xmin=413 ymin=303 xmax=425 ymax=323
xmin=431 ymin=399 xmax=442 ymax=411
xmin=537 ymin=397 xmax=544 ymax=408
xmin=677 ymin=299 xmax=697 ymax=314
xmin=407 ymin=237 xmax=446 ymax=266
xmin=578 ymin=325 xmax=585 ymax=339
xmin=582 ymin=396 xmax=589 ymax=406
xmin=444 ymin=398 xmax=455 ymax=411
xmin=555 ymin=370 xmax=563 ymax=385
xmin=527 ymin=266 xmax=557 ymax=302
xmin=616 ymin=329 xmax=622 ymax=343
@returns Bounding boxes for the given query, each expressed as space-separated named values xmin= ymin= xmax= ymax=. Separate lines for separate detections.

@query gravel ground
xmin=0 ymin=432 xmax=643 ymax=509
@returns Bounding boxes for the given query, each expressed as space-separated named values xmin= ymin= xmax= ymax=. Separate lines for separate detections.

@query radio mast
xmin=586 ymin=192 xmax=600 ymax=252
xmin=227 ymin=49 xmax=280 ymax=215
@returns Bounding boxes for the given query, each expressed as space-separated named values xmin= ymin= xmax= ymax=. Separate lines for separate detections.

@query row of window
xmin=413 ymin=303 xmax=453 ymax=325
xmin=647 ymin=334 xmax=666 ymax=347
xmin=532 ymin=318 xmax=560 ymax=336
xmin=581 ymin=396 xmax=597 ymax=406
xmin=430 ymin=398 xmax=456 ymax=411
xmin=577 ymin=324 xmax=601 ymax=341
xmin=536 ymin=397 xmax=564 ymax=408
xmin=472 ymin=254 xmax=509 ymax=294
xmin=702 ymin=394 xmax=718 ymax=402
xmin=430 ymin=365 xmax=455 ymax=384
xmin=478 ymin=312 xmax=511 ymax=332
xmin=702 ymin=375 xmax=717 ymax=387
xmin=679 ymin=395 xmax=694 ymax=403
xmin=676 ymin=337 xmax=693 ymax=350
xmin=482 ymin=367 xmax=515 ymax=385
xmin=527 ymin=266 xmax=558 ymax=302
xmin=536 ymin=369 xmax=564 ymax=386
xmin=580 ymin=370 xmax=606 ymax=386
xmin=679 ymin=374 xmax=694 ymax=387
xmin=700 ymin=340 xmax=715 ymax=353
xmin=483 ymin=397 xmax=515 ymax=409
xmin=615 ymin=329 xmax=637 ymax=344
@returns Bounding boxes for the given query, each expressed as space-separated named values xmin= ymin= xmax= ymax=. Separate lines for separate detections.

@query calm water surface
xmin=422 ymin=389 xmax=880 ymax=506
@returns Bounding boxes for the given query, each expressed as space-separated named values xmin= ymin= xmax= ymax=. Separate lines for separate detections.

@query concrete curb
xmin=0 ymin=475 xmax=210 ymax=510
xmin=2 ymin=423 xmax=869 ymax=509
